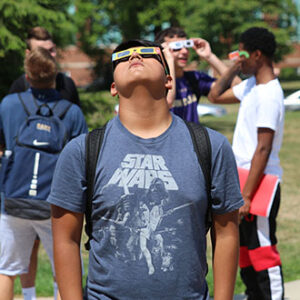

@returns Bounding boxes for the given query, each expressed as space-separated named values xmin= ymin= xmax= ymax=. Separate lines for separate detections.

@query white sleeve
xmin=256 ymin=88 xmax=282 ymax=131
xmin=233 ymin=77 xmax=255 ymax=102
xmin=232 ymin=80 xmax=246 ymax=102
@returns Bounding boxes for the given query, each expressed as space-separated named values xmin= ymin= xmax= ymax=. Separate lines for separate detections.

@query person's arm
xmin=192 ymin=38 xmax=241 ymax=87
xmin=162 ymin=42 xmax=176 ymax=108
xmin=0 ymin=143 xmax=4 ymax=157
xmin=207 ymin=59 xmax=242 ymax=104
xmin=68 ymin=106 xmax=88 ymax=139
xmin=51 ymin=205 xmax=84 ymax=300
xmin=239 ymin=128 xmax=274 ymax=218
xmin=0 ymin=105 xmax=5 ymax=156
xmin=211 ymin=209 xmax=239 ymax=300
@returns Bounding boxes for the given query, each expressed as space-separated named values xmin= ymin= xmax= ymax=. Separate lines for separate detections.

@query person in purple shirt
xmin=155 ymin=27 xmax=241 ymax=123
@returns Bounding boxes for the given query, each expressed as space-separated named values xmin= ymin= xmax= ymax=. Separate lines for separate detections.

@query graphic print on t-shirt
xmin=99 ymin=154 xmax=192 ymax=276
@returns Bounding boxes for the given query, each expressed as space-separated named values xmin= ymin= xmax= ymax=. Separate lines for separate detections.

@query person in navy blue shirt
xmin=0 ymin=47 xmax=87 ymax=300
xmin=155 ymin=27 xmax=241 ymax=123
xmin=5 ymin=26 xmax=82 ymax=300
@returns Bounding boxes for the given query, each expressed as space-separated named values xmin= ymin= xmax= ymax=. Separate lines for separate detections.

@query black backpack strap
xmin=184 ymin=121 xmax=212 ymax=232
xmin=184 ymin=71 xmax=201 ymax=100
xmin=55 ymin=72 xmax=65 ymax=91
xmin=84 ymin=125 xmax=107 ymax=250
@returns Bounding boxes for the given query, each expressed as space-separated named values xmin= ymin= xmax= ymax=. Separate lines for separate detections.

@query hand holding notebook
xmin=238 ymin=167 xmax=279 ymax=217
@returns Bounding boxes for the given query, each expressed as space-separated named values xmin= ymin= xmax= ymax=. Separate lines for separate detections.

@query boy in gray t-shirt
xmin=48 ymin=39 xmax=243 ymax=300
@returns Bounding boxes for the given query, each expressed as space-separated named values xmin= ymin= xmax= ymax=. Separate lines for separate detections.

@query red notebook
xmin=238 ymin=167 xmax=279 ymax=217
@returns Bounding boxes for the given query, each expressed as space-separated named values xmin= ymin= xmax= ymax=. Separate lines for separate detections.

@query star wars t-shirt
xmin=48 ymin=114 xmax=243 ymax=299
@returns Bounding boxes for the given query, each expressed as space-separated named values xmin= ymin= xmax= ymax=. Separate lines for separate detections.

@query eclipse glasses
xmin=169 ymin=39 xmax=194 ymax=51
xmin=228 ymin=50 xmax=250 ymax=60
xmin=112 ymin=46 xmax=169 ymax=74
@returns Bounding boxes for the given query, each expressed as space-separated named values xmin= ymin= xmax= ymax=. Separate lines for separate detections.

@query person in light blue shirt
xmin=48 ymin=39 xmax=243 ymax=300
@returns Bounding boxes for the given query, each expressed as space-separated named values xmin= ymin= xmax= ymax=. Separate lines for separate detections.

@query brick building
xmin=56 ymin=45 xmax=96 ymax=88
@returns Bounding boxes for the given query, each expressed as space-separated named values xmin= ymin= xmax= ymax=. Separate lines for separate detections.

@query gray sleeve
xmin=47 ymin=134 xmax=87 ymax=213
xmin=209 ymin=132 xmax=244 ymax=214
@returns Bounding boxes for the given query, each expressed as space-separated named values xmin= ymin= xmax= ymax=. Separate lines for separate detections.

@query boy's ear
xmin=254 ymin=49 xmax=262 ymax=60
xmin=165 ymin=75 xmax=173 ymax=90
xmin=110 ymin=82 xmax=118 ymax=97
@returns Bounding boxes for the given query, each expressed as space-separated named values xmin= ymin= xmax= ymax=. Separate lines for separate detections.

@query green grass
xmin=15 ymin=86 xmax=300 ymax=296
xmin=280 ymin=80 xmax=300 ymax=95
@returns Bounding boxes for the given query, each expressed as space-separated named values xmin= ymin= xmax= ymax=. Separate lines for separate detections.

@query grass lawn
xmin=14 ymin=86 xmax=300 ymax=296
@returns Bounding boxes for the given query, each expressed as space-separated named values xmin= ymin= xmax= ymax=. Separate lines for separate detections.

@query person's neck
xmin=255 ymin=62 xmax=275 ymax=85
xmin=175 ymin=66 xmax=184 ymax=78
xmin=118 ymin=88 xmax=172 ymax=139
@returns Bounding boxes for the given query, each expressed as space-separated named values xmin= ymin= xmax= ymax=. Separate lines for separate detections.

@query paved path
xmin=14 ymin=280 xmax=300 ymax=300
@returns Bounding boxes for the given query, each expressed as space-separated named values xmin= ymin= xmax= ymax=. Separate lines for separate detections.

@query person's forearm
xmin=242 ymin=146 xmax=271 ymax=202
xmin=212 ymin=216 xmax=239 ymax=300
xmin=205 ymin=53 xmax=241 ymax=88
xmin=54 ymin=240 xmax=83 ymax=300
xmin=205 ymin=53 xmax=228 ymax=76
xmin=209 ymin=63 xmax=240 ymax=101
xmin=166 ymin=60 xmax=176 ymax=108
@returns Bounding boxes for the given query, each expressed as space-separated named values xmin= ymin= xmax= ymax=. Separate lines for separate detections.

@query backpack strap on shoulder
xmin=52 ymin=100 xmax=72 ymax=119
xmin=84 ymin=124 xmax=107 ymax=250
xmin=55 ymin=72 xmax=65 ymax=91
xmin=17 ymin=93 xmax=39 ymax=116
xmin=23 ymin=74 xmax=31 ymax=91
xmin=184 ymin=120 xmax=212 ymax=232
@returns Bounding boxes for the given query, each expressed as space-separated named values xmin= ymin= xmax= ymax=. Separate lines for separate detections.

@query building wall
xmin=56 ymin=45 xmax=96 ymax=87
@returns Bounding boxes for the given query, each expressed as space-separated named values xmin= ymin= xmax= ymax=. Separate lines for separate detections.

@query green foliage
xmin=79 ymin=89 xmax=117 ymax=130
xmin=280 ymin=67 xmax=300 ymax=81
xmin=74 ymin=0 xmax=297 ymax=88
xmin=137 ymin=0 xmax=187 ymax=36
xmin=180 ymin=0 xmax=298 ymax=61
xmin=0 ymin=0 xmax=75 ymax=98
xmin=74 ymin=0 xmax=187 ymax=48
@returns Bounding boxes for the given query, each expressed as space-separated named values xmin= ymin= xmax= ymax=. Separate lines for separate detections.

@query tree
xmin=74 ymin=0 xmax=188 ymax=88
xmin=74 ymin=0 xmax=297 ymax=89
xmin=180 ymin=0 xmax=298 ymax=62
xmin=0 ymin=0 xmax=75 ymax=98
xmin=74 ymin=0 xmax=187 ymax=50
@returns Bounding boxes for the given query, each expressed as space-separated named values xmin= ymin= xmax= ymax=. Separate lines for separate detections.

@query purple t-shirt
xmin=170 ymin=71 xmax=215 ymax=123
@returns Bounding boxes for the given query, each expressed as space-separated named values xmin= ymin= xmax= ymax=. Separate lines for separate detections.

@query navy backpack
xmin=2 ymin=93 xmax=72 ymax=219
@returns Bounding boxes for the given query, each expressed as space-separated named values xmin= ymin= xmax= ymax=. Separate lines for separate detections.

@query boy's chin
xmin=177 ymin=60 xmax=187 ymax=68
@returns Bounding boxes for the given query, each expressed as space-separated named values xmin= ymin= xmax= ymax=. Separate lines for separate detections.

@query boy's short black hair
xmin=112 ymin=39 xmax=170 ymax=75
xmin=240 ymin=27 xmax=276 ymax=58
xmin=154 ymin=27 xmax=187 ymax=44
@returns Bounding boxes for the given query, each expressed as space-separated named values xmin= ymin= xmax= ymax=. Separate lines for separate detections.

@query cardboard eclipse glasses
xmin=169 ymin=39 xmax=194 ymax=51
xmin=112 ymin=46 xmax=169 ymax=74
xmin=228 ymin=50 xmax=250 ymax=60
